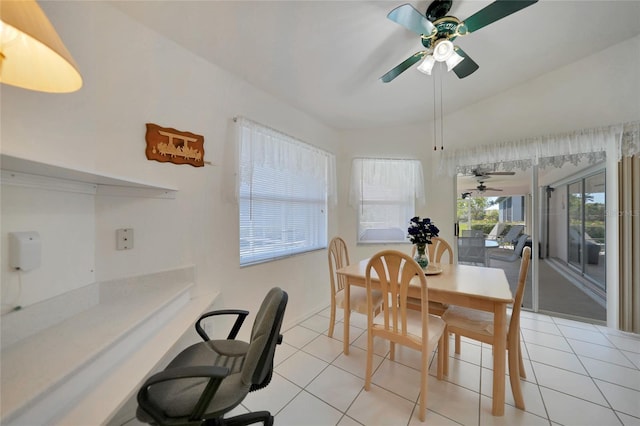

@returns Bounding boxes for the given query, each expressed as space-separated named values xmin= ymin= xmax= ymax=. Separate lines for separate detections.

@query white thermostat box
xmin=9 ymin=231 xmax=41 ymax=271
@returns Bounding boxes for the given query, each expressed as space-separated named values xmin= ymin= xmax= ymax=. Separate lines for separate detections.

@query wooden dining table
xmin=337 ymin=260 xmax=514 ymax=416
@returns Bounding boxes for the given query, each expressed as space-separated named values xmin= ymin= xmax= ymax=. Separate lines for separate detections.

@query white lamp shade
xmin=445 ymin=50 xmax=464 ymax=72
xmin=417 ymin=55 xmax=435 ymax=75
xmin=0 ymin=0 xmax=82 ymax=93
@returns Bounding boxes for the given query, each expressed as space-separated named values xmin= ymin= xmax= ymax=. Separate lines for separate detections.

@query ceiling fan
xmin=469 ymin=168 xmax=516 ymax=178
xmin=466 ymin=181 xmax=503 ymax=194
xmin=380 ymin=0 xmax=538 ymax=83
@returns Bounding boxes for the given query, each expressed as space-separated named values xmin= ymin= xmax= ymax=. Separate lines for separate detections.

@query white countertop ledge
xmin=0 ymin=268 xmax=218 ymax=425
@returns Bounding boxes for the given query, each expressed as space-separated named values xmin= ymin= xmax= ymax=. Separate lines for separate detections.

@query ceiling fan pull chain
xmin=432 ymin=70 xmax=437 ymax=151
xmin=440 ymin=67 xmax=444 ymax=150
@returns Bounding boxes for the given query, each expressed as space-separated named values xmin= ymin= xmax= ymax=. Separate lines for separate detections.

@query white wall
xmin=1 ymin=1 xmax=338 ymax=327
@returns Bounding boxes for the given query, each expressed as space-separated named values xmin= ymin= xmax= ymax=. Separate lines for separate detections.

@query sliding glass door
xmin=456 ymin=161 xmax=607 ymax=323
xmin=567 ymin=172 xmax=606 ymax=292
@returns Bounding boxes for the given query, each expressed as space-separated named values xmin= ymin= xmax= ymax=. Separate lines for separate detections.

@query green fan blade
xmin=463 ymin=0 xmax=538 ymax=33
xmin=380 ymin=52 xmax=427 ymax=83
xmin=452 ymin=47 xmax=479 ymax=79
xmin=387 ymin=4 xmax=436 ymax=36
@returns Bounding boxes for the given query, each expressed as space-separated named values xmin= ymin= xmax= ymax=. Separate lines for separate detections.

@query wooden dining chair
xmin=441 ymin=246 xmax=531 ymax=410
xmin=327 ymin=236 xmax=383 ymax=338
xmin=409 ymin=237 xmax=453 ymax=315
xmin=410 ymin=236 xmax=453 ymax=265
xmin=364 ymin=250 xmax=447 ymax=422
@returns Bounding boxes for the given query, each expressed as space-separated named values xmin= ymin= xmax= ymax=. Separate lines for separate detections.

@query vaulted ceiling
xmin=112 ymin=1 xmax=640 ymax=130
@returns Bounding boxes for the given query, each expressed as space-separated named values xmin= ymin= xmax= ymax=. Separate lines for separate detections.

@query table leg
xmin=492 ymin=304 xmax=507 ymax=416
xmin=343 ymin=282 xmax=351 ymax=355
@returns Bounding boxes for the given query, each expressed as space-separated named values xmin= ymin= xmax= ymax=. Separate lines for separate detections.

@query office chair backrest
xmin=245 ymin=287 xmax=288 ymax=390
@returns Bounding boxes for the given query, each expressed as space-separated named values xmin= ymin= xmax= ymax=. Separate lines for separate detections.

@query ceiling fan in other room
xmin=380 ymin=0 xmax=538 ymax=82
xmin=469 ymin=168 xmax=516 ymax=179
xmin=465 ymin=181 xmax=503 ymax=195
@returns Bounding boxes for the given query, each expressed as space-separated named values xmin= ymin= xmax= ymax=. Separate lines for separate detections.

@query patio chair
xmin=486 ymin=223 xmax=506 ymax=240
xmin=457 ymin=236 xmax=486 ymax=266
xmin=442 ymin=246 xmax=531 ymax=411
xmin=462 ymin=229 xmax=484 ymax=237
xmin=364 ymin=250 xmax=447 ymax=422
xmin=328 ymin=236 xmax=383 ymax=337
xmin=498 ymin=224 xmax=524 ymax=247
xmin=489 ymin=234 xmax=529 ymax=264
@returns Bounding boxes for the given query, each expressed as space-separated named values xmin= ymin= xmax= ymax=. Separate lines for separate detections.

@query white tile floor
xmin=126 ymin=307 xmax=640 ymax=426
xmin=237 ymin=307 xmax=640 ymax=426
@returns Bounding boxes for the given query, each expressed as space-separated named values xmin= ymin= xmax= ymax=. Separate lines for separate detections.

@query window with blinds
xmin=350 ymin=158 xmax=425 ymax=244
xmin=237 ymin=118 xmax=332 ymax=265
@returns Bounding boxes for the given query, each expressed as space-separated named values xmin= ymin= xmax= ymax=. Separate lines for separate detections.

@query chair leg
xmin=518 ymin=338 xmax=527 ymax=379
xmin=436 ymin=334 xmax=444 ymax=380
xmin=364 ymin=329 xmax=373 ymax=391
xmin=328 ymin=302 xmax=336 ymax=338
xmin=211 ymin=411 xmax=273 ymax=426
xmin=508 ymin=346 xmax=525 ymax=410
xmin=454 ymin=334 xmax=461 ymax=354
xmin=442 ymin=329 xmax=449 ymax=376
xmin=419 ymin=349 xmax=428 ymax=422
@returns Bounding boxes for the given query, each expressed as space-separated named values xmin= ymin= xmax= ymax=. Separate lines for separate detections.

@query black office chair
xmin=136 ymin=287 xmax=288 ymax=426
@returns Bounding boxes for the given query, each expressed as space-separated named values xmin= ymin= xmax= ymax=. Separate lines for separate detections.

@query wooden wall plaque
xmin=145 ymin=123 xmax=205 ymax=167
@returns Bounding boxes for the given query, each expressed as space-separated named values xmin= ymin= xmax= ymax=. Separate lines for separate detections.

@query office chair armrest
xmin=138 ymin=365 xmax=231 ymax=425
xmin=195 ymin=309 xmax=250 ymax=341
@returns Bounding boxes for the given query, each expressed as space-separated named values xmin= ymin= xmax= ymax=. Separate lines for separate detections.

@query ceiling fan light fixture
xmin=432 ymin=39 xmax=454 ymax=62
xmin=416 ymin=54 xmax=435 ymax=75
xmin=445 ymin=50 xmax=464 ymax=71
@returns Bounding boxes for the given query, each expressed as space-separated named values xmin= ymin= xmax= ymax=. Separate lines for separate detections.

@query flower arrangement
xmin=407 ymin=216 xmax=439 ymax=246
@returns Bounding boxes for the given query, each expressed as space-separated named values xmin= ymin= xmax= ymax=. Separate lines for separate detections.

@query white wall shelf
xmin=0 ymin=154 xmax=177 ymax=199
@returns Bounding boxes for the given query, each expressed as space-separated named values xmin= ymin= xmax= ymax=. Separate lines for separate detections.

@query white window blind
xmin=349 ymin=158 xmax=425 ymax=243
xmin=237 ymin=117 xmax=334 ymax=265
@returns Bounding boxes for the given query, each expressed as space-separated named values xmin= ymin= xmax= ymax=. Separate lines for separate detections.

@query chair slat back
xmin=509 ymin=246 xmax=531 ymax=340
xmin=366 ymin=250 xmax=428 ymax=342
xmin=410 ymin=237 xmax=453 ymax=264
xmin=429 ymin=237 xmax=453 ymax=264
xmin=328 ymin=237 xmax=350 ymax=294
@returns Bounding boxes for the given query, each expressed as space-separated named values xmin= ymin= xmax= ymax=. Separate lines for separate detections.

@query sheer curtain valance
xmin=349 ymin=158 xmax=425 ymax=207
xmin=438 ymin=121 xmax=640 ymax=176
xmin=235 ymin=117 xmax=337 ymax=204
